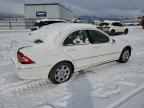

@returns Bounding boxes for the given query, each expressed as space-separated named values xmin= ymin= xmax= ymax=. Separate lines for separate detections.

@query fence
xmin=0 ymin=20 xmax=26 ymax=30
xmin=0 ymin=16 xmax=141 ymax=30
xmin=0 ymin=17 xmax=34 ymax=30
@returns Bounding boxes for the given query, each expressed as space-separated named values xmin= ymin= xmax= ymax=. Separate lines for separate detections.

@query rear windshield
xmin=99 ymin=23 xmax=109 ymax=26
xmin=34 ymin=21 xmax=66 ymax=27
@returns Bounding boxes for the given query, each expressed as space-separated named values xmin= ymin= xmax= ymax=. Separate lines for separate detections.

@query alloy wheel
xmin=54 ymin=65 xmax=71 ymax=83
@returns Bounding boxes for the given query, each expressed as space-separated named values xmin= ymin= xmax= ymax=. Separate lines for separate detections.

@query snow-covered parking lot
xmin=0 ymin=26 xmax=144 ymax=108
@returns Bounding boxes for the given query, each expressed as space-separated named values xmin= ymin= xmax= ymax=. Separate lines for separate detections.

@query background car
xmin=31 ymin=18 xmax=68 ymax=31
xmin=13 ymin=23 xmax=132 ymax=84
xmin=98 ymin=21 xmax=129 ymax=36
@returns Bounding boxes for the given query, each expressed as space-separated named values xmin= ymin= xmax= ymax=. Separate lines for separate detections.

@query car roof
xmin=42 ymin=23 xmax=96 ymax=30
xmin=102 ymin=20 xmax=121 ymax=24
xmin=31 ymin=23 xmax=97 ymax=47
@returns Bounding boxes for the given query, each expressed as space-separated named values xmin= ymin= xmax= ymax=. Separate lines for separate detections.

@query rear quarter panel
xmin=18 ymin=44 xmax=77 ymax=69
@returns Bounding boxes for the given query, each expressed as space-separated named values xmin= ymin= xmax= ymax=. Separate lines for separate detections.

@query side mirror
xmin=112 ymin=39 xmax=116 ymax=44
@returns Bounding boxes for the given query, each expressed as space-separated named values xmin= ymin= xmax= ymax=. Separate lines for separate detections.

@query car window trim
xmin=63 ymin=43 xmax=91 ymax=47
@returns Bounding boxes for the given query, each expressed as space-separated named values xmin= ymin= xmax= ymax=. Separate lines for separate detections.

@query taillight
xmin=17 ymin=51 xmax=35 ymax=64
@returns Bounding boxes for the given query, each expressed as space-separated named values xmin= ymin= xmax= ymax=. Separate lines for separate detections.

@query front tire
xmin=124 ymin=29 xmax=128 ymax=35
xmin=110 ymin=30 xmax=115 ymax=36
xmin=48 ymin=62 xmax=73 ymax=84
xmin=117 ymin=48 xmax=131 ymax=63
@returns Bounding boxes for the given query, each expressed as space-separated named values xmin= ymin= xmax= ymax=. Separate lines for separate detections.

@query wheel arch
xmin=48 ymin=60 xmax=75 ymax=78
xmin=60 ymin=60 xmax=75 ymax=72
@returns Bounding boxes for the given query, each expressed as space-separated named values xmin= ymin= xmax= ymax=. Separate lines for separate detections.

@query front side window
xmin=88 ymin=30 xmax=109 ymax=44
xmin=117 ymin=22 xmax=123 ymax=27
xmin=112 ymin=22 xmax=118 ymax=26
xmin=63 ymin=30 xmax=90 ymax=46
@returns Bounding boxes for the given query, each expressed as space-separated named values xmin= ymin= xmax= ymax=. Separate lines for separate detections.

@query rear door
xmin=62 ymin=30 xmax=93 ymax=68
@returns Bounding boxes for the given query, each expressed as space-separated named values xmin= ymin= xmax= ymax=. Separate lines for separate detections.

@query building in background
xmin=25 ymin=3 xmax=73 ymax=21
xmin=24 ymin=3 xmax=73 ymax=28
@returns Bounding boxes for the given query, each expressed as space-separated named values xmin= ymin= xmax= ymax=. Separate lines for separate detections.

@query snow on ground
xmin=0 ymin=26 xmax=144 ymax=108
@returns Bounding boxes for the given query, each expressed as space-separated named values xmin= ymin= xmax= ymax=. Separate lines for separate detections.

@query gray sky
xmin=0 ymin=0 xmax=144 ymax=18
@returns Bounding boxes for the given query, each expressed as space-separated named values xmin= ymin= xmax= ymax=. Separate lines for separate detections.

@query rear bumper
xmin=11 ymin=57 xmax=52 ymax=79
xmin=17 ymin=65 xmax=52 ymax=79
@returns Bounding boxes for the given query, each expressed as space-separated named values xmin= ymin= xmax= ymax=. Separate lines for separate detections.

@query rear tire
xmin=110 ymin=30 xmax=115 ymax=36
xmin=48 ymin=62 xmax=73 ymax=84
xmin=117 ymin=48 xmax=131 ymax=63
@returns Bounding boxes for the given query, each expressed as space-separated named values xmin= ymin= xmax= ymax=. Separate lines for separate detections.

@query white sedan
xmin=13 ymin=23 xmax=132 ymax=84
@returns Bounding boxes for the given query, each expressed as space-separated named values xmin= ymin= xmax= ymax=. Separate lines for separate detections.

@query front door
xmin=87 ymin=30 xmax=120 ymax=64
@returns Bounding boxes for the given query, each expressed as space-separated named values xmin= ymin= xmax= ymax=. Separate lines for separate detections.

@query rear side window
xmin=63 ymin=30 xmax=90 ymax=46
xmin=88 ymin=30 xmax=109 ymax=44
xmin=38 ymin=21 xmax=66 ymax=28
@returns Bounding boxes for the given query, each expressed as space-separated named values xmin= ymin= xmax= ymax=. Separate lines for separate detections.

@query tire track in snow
xmin=106 ymin=84 xmax=144 ymax=108
xmin=0 ymin=80 xmax=51 ymax=95
xmin=0 ymin=80 xmax=34 ymax=91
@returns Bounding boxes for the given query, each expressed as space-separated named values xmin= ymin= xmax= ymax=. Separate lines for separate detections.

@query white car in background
xmin=13 ymin=23 xmax=132 ymax=84
xmin=98 ymin=21 xmax=129 ymax=36
xmin=31 ymin=18 xmax=68 ymax=31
